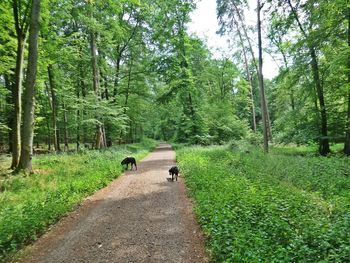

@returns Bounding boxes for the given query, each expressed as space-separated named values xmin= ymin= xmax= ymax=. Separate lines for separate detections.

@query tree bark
xmin=89 ymin=31 xmax=106 ymax=149
xmin=235 ymin=23 xmax=257 ymax=132
xmin=257 ymin=0 xmax=269 ymax=153
xmin=63 ymin=101 xmax=69 ymax=151
xmin=232 ymin=2 xmax=269 ymax=136
xmin=47 ymin=64 xmax=61 ymax=152
xmin=310 ymin=48 xmax=330 ymax=155
xmin=16 ymin=0 xmax=41 ymax=174
xmin=287 ymin=0 xmax=330 ymax=155
xmin=10 ymin=0 xmax=29 ymax=168
xmin=344 ymin=6 xmax=350 ymax=155
xmin=4 ymin=74 xmax=13 ymax=153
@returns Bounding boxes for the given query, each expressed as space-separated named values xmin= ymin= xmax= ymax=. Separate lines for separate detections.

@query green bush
xmin=177 ymin=145 xmax=350 ymax=262
xmin=0 ymin=139 xmax=157 ymax=261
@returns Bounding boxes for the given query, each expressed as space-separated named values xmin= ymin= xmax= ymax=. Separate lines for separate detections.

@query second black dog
xmin=121 ymin=157 xmax=137 ymax=170
xmin=169 ymin=166 xmax=179 ymax=181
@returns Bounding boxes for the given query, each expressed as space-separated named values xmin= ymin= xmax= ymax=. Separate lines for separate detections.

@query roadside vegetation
xmin=177 ymin=142 xmax=350 ymax=262
xmin=0 ymin=139 xmax=156 ymax=262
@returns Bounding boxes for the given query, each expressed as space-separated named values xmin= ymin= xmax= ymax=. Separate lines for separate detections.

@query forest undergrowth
xmin=177 ymin=143 xmax=350 ymax=262
xmin=0 ymin=139 xmax=157 ymax=262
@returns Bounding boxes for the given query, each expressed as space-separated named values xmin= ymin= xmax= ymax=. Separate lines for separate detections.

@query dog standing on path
xmin=169 ymin=166 xmax=179 ymax=181
xmin=121 ymin=157 xmax=137 ymax=171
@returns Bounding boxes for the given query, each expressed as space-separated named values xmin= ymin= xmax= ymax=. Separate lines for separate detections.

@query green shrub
xmin=177 ymin=146 xmax=350 ymax=262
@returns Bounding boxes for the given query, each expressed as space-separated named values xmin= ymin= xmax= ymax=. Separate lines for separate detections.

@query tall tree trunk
xmin=39 ymin=90 xmax=51 ymax=151
xmin=10 ymin=0 xmax=30 ymax=169
xmin=16 ymin=0 xmax=41 ymax=174
xmin=4 ymin=74 xmax=13 ymax=153
xmin=76 ymin=87 xmax=81 ymax=151
xmin=113 ymin=55 xmax=121 ymax=101
xmin=235 ymin=24 xmax=257 ymax=132
xmin=310 ymin=48 xmax=330 ymax=155
xmin=257 ymin=0 xmax=269 ymax=153
xmin=344 ymin=6 xmax=350 ymax=155
xmin=90 ymin=31 xmax=105 ymax=149
xmin=47 ymin=64 xmax=61 ymax=152
xmin=63 ymin=101 xmax=69 ymax=151
xmin=232 ymin=3 xmax=269 ymax=136
xmin=10 ymin=33 xmax=25 ymax=169
xmin=79 ymin=59 xmax=87 ymax=145
xmin=46 ymin=113 xmax=51 ymax=151
xmin=287 ymin=0 xmax=330 ymax=156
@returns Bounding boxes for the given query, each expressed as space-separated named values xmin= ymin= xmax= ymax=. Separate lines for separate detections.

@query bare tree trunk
xmin=16 ymin=0 xmax=41 ymax=174
xmin=345 ymin=6 xmax=350 ymax=155
xmin=47 ymin=64 xmax=61 ymax=152
xmin=257 ymin=0 xmax=269 ymax=153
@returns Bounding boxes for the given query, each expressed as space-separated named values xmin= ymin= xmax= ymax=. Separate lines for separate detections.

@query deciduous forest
xmin=1 ymin=0 xmax=350 ymax=262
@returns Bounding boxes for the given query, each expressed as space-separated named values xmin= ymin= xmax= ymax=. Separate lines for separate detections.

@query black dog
xmin=121 ymin=157 xmax=137 ymax=170
xmin=169 ymin=166 xmax=179 ymax=181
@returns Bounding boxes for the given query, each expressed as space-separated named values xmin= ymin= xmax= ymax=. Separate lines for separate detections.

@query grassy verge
xmin=0 ymin=139 xmax=157 ymax=262
xmin=177 ymin=145 xmax=350 ymax=262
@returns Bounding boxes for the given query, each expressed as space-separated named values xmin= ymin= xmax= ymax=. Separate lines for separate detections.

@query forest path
xmin=20 ymin=143 xmax=208 ymax=263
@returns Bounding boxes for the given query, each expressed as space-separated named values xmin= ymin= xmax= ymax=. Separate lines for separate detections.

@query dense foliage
xmin=177 ymin=145 xmax=350 ymax=261
xmin=1 ymin=0 xmax=349 ymax=163
xmin=0 ymin=139 xmax=156 ymax=261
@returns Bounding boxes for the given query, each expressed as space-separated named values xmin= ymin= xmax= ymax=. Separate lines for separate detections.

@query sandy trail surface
xmin=20 ymin=143 xmax=208 ymax=263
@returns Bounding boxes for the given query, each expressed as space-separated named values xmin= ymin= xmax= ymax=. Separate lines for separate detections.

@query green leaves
xmin=177 ymin=145 xmax=350 ymax=261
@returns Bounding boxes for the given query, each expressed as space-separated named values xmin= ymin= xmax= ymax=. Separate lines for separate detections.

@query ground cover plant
xmin=0 ymin=139 xmax=156 ymax=261
xmin=177 ymin=144 xmax=350 ymax=262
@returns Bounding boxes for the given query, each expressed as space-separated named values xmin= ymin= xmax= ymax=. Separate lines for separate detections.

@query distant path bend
xmin=21 ymin=143 xmax=208 ymax=263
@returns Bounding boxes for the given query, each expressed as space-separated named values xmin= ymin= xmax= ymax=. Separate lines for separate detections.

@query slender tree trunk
xmin=46 ymin=115 xmax=51 ymax=151
xmin=287 ymin=0 xmax=330 ymax=155
xmin=344 ymin=6 xmax=350 ymax=155
xmin=40 ymin=90 xmax=51 ymax=151
xmin=90 ymin=32 xmax=99 ymax=96
xmin=47 ymin=64 xmax=61 ymax=152
xmin=10 ymin=34 xmax=25 ymax=169
xmin=257 ymin=0 xmax=268 ymax=153
xmin=113 ymin=56 xmax=121 ymax=101
xmin=16 ymin=0 xmax=41 ymax=174
xmin=4 ymin=74 xmax=13 ymax=153
xmin=63 ymin=101 xmax=69 ymax=151
xmin=79 ymin=60 xmax=87 ymax=144
xmin=236 ymin=25 xmax=257 ymax=132
xmin=76 ymin=86 xmax=81 ymax=151
xmin=232 ymin=3 xmax=269 ymax=136
xmin=90 ymin=31 xmax=105 ymax=149
xmin=310 ymin=48 xmax=330 ymax=155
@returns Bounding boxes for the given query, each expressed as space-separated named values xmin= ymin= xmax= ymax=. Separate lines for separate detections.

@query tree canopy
xmin=1 ymin=0 xmax=350 ymax=172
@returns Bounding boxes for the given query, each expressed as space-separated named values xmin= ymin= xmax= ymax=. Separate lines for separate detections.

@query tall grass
xmin=0 ymin=139 xmax=157 ymax=261
xmin=177 ymin=145 xmax=350 ymax=262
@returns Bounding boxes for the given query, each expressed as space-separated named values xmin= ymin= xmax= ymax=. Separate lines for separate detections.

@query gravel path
xmin=20 ymin=143 xmax=208 ymax=263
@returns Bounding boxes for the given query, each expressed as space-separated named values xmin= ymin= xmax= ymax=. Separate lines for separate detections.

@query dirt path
xmin=20 ymin=143 xmax=208 ymax=263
